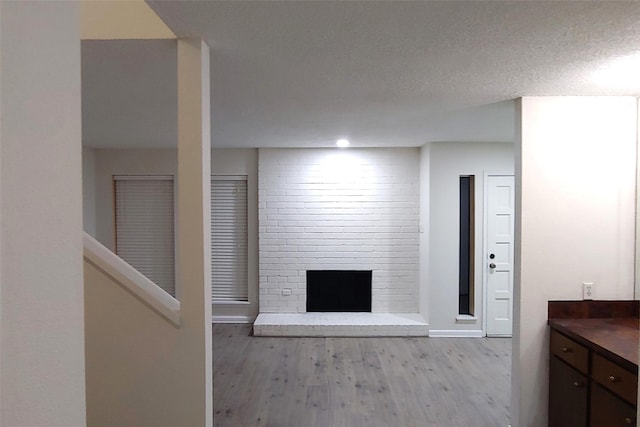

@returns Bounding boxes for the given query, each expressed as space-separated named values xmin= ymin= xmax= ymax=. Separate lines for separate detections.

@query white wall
xmin=429 ymin=142 xmax=514 ymax=334
xmin=85 ymin=261 xmax=191 ymax=426
xmin=258 ymin=148 xmax=420 ymax=314
xmin=89 ymin=147 xmax=259 ymax=320
xmin=513 ymin=96 xmax=637 ymax=427
xmin=0 ymin=2 xmax=86 ymax=426
xmin=83 ymin=147 xmax=97 ymax=236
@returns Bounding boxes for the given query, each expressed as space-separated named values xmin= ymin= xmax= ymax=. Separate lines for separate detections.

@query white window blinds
xmin=211 ymin=176 xmax=248 ymax=302
xmin=114 ymin=176 xmax=176 ymax=297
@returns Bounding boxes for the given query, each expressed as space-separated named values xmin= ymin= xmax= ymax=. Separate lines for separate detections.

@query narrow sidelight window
xmin=211 ymin=176 xmax=249 ymax=302
xmin=459 ymin=175 xmax=475 ymax=315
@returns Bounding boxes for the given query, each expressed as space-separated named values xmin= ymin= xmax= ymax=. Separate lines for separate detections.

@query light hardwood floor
xmin=213 ymin=324 xmax=511 ymax=427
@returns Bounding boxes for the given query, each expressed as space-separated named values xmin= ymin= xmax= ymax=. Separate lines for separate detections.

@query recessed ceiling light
xmin=336 ymin=139 xmax=350 ymax=148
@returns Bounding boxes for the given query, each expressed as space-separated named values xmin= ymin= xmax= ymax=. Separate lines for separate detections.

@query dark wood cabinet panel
xmin=590 ymin=383 xmax=636 ymax=427
xmin=549 ymin=356 xmax=588 ymax=427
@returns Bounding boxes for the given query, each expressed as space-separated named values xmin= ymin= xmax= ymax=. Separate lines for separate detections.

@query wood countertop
xmin=548 ymin=317 xmax=638 ymax=373
xmin=548 ymin=300 xmax=639 ymax=373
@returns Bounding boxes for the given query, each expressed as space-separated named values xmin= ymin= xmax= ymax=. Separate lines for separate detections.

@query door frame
xmin=482 ymin=172 xmax=515 ymax=337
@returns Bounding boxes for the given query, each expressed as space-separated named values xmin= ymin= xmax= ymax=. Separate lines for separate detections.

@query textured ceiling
xmin=82 ymin=1 xmax=640 ymax=148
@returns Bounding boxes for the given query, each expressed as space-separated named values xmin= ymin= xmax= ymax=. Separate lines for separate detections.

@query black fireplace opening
xmin=306 ymin=270 xmax=372 ymax=312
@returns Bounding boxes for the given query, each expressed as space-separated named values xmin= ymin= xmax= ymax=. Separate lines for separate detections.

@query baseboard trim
xmin=212 ymin=315 xmax=254 ymax=324
xmin=429 ymin=329 xmax=484 ymax=338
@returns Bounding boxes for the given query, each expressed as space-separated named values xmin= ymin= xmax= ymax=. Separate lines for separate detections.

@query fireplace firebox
xmin=306 ymin=270 xmax=372 ymax=312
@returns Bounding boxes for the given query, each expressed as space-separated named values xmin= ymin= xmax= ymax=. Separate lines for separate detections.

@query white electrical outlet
xmin=583 ymin=282 xmax=594 ymax=300
xmin=281 ymin=288 xmax=292 ymax=296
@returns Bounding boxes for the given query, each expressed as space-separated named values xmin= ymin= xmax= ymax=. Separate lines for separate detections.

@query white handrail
xmin=83 ymin=232 xmax=181 ymax=326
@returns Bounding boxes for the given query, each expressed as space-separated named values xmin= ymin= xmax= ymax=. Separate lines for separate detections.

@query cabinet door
xmin=549 ymin=356 xmax=588 ymax=427
xmin=591 ymin=382 xmax=636 ymax=427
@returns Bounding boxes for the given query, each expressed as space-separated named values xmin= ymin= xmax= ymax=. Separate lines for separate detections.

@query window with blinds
xmin=114 ymin=176 xmax=176 ymax=297
xmin=211 ymin=176 xmax=248 ymax=302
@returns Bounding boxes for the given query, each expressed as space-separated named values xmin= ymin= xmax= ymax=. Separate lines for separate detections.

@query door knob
xmin=489 ymin=263 xmax=496 ymax=269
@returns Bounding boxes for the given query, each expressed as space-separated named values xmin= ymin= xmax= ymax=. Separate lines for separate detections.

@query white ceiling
xmin=82 ymin=1 xmax=640 ymax=149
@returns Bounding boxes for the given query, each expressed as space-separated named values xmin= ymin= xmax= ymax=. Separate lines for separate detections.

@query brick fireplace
xmin=253 ymin=148 xmax=428 ymax=336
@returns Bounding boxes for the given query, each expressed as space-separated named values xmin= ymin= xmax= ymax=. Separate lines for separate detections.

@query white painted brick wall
xmin=258 ymin=148 xmax=420 ymax=313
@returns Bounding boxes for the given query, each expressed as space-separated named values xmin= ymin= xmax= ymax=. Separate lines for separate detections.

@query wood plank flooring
xmin=213 ymin=324 xmax=511 ymax=427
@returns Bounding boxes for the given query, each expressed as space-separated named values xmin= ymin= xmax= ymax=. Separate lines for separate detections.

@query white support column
xmin=637 ymin=98 xmax=640 ymax=424
xmin=514 ymin=96 xmax=637 ymax=427
xmin=0 ymin=2 xmax=3 ymax=421
xmin=177 ymin=38 xmax=212 ymax=427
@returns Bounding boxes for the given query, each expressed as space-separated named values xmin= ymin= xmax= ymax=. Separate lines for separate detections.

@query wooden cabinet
xmin=549 ymin=329 xmax=638 ymax=427
xmin=549 ymin=355 xmax=587 ymax=427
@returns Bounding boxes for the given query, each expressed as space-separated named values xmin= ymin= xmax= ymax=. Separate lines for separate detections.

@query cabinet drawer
xmin=550 ymin=330 xmax=588 ymax=373
xmin=592 ymin=353 xmax=638 ymax=405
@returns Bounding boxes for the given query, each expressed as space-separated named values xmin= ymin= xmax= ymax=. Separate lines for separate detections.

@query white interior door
xmin=485 ymin=175 xmax=515 ymax=337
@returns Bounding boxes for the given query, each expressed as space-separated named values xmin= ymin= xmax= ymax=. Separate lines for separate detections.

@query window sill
xmin=212 ymin=300 xmax=251 ymax=305
xmin=455 ymin=315 xmax=478 ymax=324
